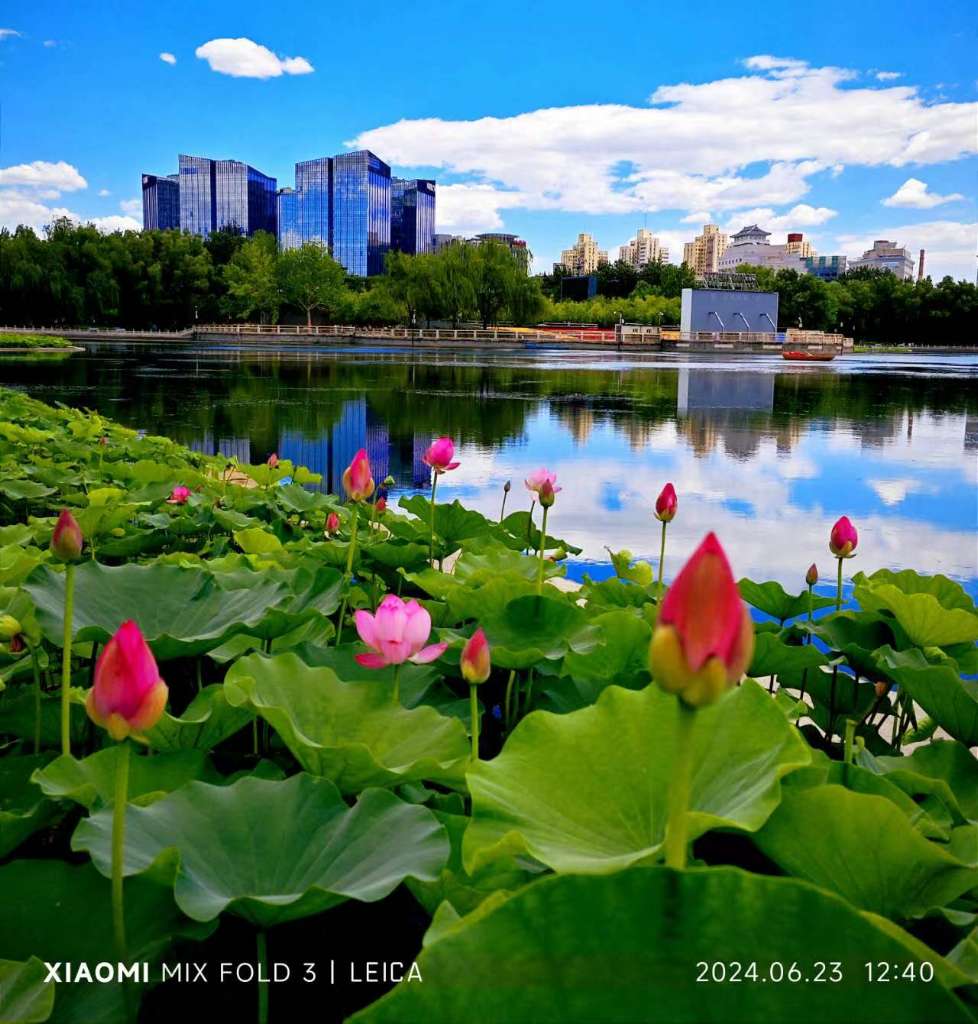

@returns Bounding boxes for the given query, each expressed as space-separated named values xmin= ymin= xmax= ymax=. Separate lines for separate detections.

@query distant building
xmin=559 ymin=274 xmax=598 ymax=300
xmin=391 ymin=179 xmax=436 ymax=256
xmin=682 ymin=224 xmax=728 ymax=276
xmin=276 ymin=188 xmax=301 ymax=252
xmin=176 ymin=154 xmax=276 ymax=239
xmin=680 ymin=286 xmax=779 ymax=334
xmin=803 ymin=255 xmax=848 ymax=281
xmin=558 ymin=233 xmax=608 ymax=275
xmin=849 ymin=239 xmax=915 ymax=279
xmin=141 ymin=173 xmax=180 ymax=231
xmin=470 ymin=232 xmax=529 ymax=273
xmin=785 ymin=232 xmax=816 ymax=258
xmin=433 ymin=233 xmax=464 ymax=251
xmin=619 ymin=228 xmax=669 ymax=269
xmin=718 ymin=224 xmax=807 ymax=273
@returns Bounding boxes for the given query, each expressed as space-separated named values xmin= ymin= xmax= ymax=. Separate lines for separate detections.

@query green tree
xmin=437 ymin=242 xmax=477 ymax=328
xmin=278 ymin=244 xmax=347 ymax=326
xmin=222 ymin=232 xmax=280 ymax=324
xmin=472 ymin=241 xmax=517 ymax=327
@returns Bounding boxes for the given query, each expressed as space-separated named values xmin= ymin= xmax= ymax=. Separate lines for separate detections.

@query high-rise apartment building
xmin=619 ymin=228 xmax=669 ymax=269
xmin=849 ymin=240 xmax=915 ymax=279
xmin=391 ymin=179 xmax=436 ymax=256
xmin=471 ymin=232 xmax=529 ymax=273
xmin=682 ymin=224 xmax=728 ymax=275
xmin=558 ymin=233 xmax=608 ymax=275
xmin=141 ymin=173 xmax=180 ymax=231
xmin=176 ymin=154 xmax=276 ymax=239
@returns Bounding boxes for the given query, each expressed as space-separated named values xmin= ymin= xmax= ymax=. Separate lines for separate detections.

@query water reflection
xmin=2 ymin=344 xmax=975 ymax=594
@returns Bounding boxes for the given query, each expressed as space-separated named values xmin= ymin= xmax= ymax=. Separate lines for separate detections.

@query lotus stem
xmin=499 ymin=487 xmax=508 ymax=523
xmin=536 ymin=506 xmax=549 ymax=595
xmin=256 ymin=929 xmax=269 ymax=1024
xmin=503 ymin=669 xmax=516 ymax=732
xmin=469 ymin=684 xmax=480 ymax=761
xmin=657 ymin=519 xmax=668 ymax=600
xmin=526 ymin=500 xmax=535 ymax=554
xmin=429 ymin=473 xmax=439 ymax=569
xmin=843 ymin=717 xmax=855 ymax=771
xmin=334 ymin=504 xmax=360 ymax=646
xmin=835 ymin=556 xmax=844 ymax=611
xmin=30 ymin=642 xmax=41 ymax=755
xmin=61 ymin=561 xmax=75 ymax=756
xmin=665 ymin=701 xmax=696 ymax=871
xmin=392 ymin=663 xmax=401 ymax=705
xmin=111 ymin=740 xmax=130 ymax=961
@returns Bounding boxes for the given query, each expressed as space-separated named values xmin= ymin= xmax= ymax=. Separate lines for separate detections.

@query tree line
xmin=0 ymin=219 xmax=974 ymax=343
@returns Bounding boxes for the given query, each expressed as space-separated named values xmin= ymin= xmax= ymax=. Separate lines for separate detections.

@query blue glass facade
xmin=276 ymin=189 xmax=301 ymax=251
xmin=803 ymin=255 xmax=848 ymax=281
xmin=141 ymin=174 xmax=180 ymax=231
xmin=294 ymin=157 xmax=331 ymax=251
xmin=391 ymin=179 xmax=436 ymax=255
xmin=331 ymin=151 xmax=391 ymax=276
xmin=177 ymin=154 xmax=276 ymax=238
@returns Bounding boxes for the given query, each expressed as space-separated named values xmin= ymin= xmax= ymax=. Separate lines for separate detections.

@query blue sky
xmin=1 ymin=0 xmax=975 ymax=277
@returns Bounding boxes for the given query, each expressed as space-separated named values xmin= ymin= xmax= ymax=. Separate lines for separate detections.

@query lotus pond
xmin=1 ymin=382 xmax=978 ymax=1024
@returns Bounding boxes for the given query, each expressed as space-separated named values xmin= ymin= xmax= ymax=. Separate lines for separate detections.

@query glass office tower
xmin=391 ymin=178 xmax=436 ymax=255
xmin=177 ymin=154 xmax=276 ymax=238
xmin=277 ymin=188 xmax=301 ymax=251
xmin=141 ymin=173 xmax=180 ymax=230
xmin=294 ymin=157 xmax=331 ymax=250
xmin=331 ymin=151 xmax=391 ymax=276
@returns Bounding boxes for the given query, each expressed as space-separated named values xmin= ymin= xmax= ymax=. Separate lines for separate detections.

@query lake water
xmin=3 ymin=342 xmax=976 ymax=597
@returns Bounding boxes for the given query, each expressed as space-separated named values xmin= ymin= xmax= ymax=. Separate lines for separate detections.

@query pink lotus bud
xmin=460 ymin=627 xmax=491 ymax=685
xmin=342 ymin=448 xmax=375 ymax=502
xmin=538 ymin=478 xmax=556 ymax=508
xmin=376 ymin=497 xmax=387 ymax=513
xmin=829 ymin=516 xmax=858 ymax=557
xmin=525 ymin=468 xmax=561 ymax=498
xmin=354 ymin=594 xmax=448 ymax=669
xmin=326 ymin=512 xmax=340 ymax=535
xmin=85 ymin=620 xmax=168 ymax=741
xmin=654 ymin=482 xmax=678 ymax=523
xmin=650 ymin=532 xmax=754 ymax=708
xmin=805 ymin=563 xmax=819 ymax=587
xmin=51 ymin=509 xmax=83 ymax=561
xmin=166 ymin=485 xmax=190 ymax=505
xmin=423 ymin=437 xmax=460 ymax=474
xmin=267 ymin=453 xmax=279 ymax=468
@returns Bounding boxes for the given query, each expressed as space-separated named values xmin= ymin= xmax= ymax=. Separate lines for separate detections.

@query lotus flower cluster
xmin=354 ymin=595 xmax=447 ymax=668
xmin=650 ymin=532 xmax=754 ymax=708
xmin=85 ymin=620 xmax=168 ymax=741
xmin=423 ymin=437 xmax=460 ymax=474
xmin=342 ymin=448 xmax=375 ymax=502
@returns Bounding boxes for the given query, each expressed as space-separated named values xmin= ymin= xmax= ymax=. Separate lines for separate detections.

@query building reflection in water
xmin=191 ymin=396 xmax=433 ymax=493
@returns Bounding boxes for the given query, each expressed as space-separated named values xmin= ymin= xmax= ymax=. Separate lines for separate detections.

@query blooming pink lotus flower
xmin=325 ymin=512 xmax=340 ymax=535
xmin=538 ymin=478 xmax=557 ymax=508
xmin=85 ymin=620 xmax=169 ymax=741
xmin=423 ymin=437 xmax=460 ymax=474
xmin=342 ymin=448 xmax=375 ymax=502
xmin=655 ymin=483 xmax=678 ymax=523
xmin=267 ymin=453 xmax=279 ymax=468
xmin=460 ymin=627 xmax=491 ymax=685
xmin=829 ymin=516 xmax=858 ymax=557
xmin=51 ymin=509 xmax=83 ymax=561
xmin=806 ymin=563 xmax=819 ymax=586
xmin=650 ymin=532 xmax=754 ymax=708
xmin=166 ymin=485 xmax=190 ymax=505
xmin=354 ymin=595 xmax=448 ymax=668
xmin=525 ymin=468 xmax=560 ymax=497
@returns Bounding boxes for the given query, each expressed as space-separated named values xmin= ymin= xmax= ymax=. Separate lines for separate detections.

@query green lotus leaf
xmin=0 ymin=479 xmax=56 ymax=501
xmin=0 ymin=755 xmax=61 ymax=858
xmin=224 ymin=652 xmax=470 ymax=792
xmin=233 ymin=526 xmax=282 ymax=554
xmin=497 ymin=509 xmax=583 ymax=555
xmin=398 ymin=495 xmax=493 ymax=550
xmin=144 ymin=684 xmax=253 ymax=751
xmin=0 ymin=859 xmax=214 ymax=1024
xmin=855 ymin=568 xmax=977 ymax=614
xmin=876 ymin=646 xmax=978 ymax=746
xmin=350 ymin=866 xmax=972 ymax=1024
xmin=853 ymin=578 xmax=978 ymax=648
xmin=0 ymin=957 xmax=55 ymax=1024
xmin=73 ymin=774 xmax=449 ymax=927
xmin=810 ymin=610 xmax=899 ymax=679
xmin=463 ymin=680 xmax=810 ymax=875
xmin=32 ymin=747 xmax=219 ymax=810
xmin=579 ymin=575 xmax=653 ymax=609
xmin=754 ymin=783 xmax=978 ymax=918
xmin=24 ymin=561 xmax=289 ymax=659
xmin=0 ymin=688 xmax=88 ymax=749
xmin=748 ymin=631 xmax=828 ymax=682
xmin=865 ymin=741 xmax=978 ymax=826
xmin=738 ymin=578 xmax=836 ymax=622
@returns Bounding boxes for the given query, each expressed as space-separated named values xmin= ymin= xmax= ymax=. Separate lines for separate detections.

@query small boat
xmin=782 ymin=350 xmax=836 ymax=362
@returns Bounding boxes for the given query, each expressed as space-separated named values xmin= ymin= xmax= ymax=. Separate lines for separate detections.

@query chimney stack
xmin=917 ymin=249 xmax=925 ymax=282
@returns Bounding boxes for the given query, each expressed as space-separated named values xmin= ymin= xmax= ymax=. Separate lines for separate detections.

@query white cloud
xmin=119 ymin=197 xmax=142 ymax=215
xmin=721 ymin=203 xmax=838 ymax=236
xmin=0 ymin=160 xmax=87 ymax=193
xmin=350 ymin=56 xmax=977 ymax=235
xmin=835 ymin=220 xmax=978 ymax=280
xmin=882 ymin=177 xmax=964 ymax=209
xmin=868 ymin=477 xmax=934 ymax=506
xmin=0 ymin=192 xmax=75 ymax=231
xmin=0 ymin=28 xmax=21 ymax=40
xmin=435 ymin=183 xmax=533 ymax=234
xmin=86 ymin=215 xmax=141 ymax=232
xmin=159 ymin=51 xmax=176 ymax=65
xmin=680 ymin=211 xmax=712 ymax=224
xmin=194 ymin=38 xmax=313 ymax=79
xmin=875 ymin=71 xmax=902 ymax=81
xmin=98 ymin=188 xmax=111 ymax=197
